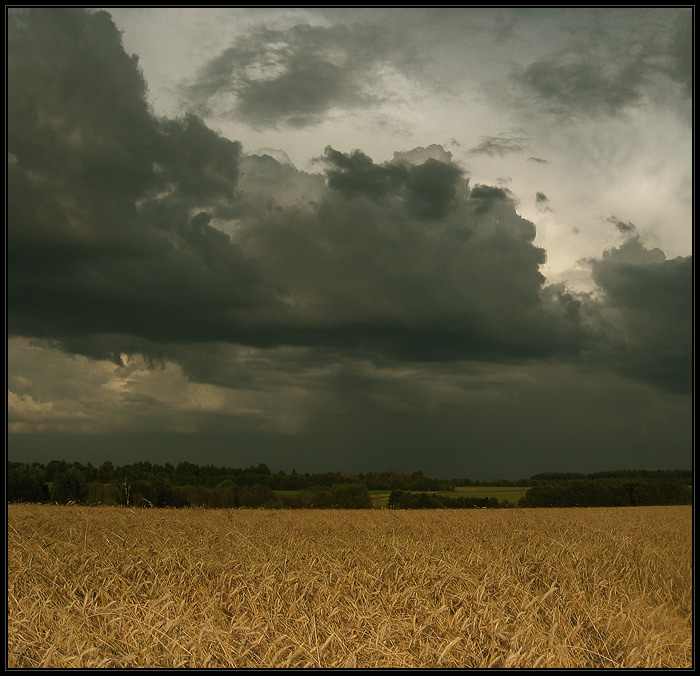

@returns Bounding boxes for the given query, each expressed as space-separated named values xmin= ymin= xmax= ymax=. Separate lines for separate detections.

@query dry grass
xmin=7 ymin=504 xmax=692 ymax=668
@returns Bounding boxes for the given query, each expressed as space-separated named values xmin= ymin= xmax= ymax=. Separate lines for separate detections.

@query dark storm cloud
xmin=511 ymin=8 xmax=692 ymax=119
xmin=7 ymin=8 xmax=691 ymax=399
xmin=320 ymin=146 xmax=464 ymax=220
xmin=7 ymin=7 xmax=558 ymax=366
xmin=7 ymin=9 xmax=281 ymax=363
xmin=156 ymin=115 xmax=241 ymax=205
xmin=229 ymin=151 xmax=595 ymax=365
xmin=586 ymin=237 xmax=692 ymax=394
xmin=468 ymin=185 xmax=511 ymax=214
xmin=7 ymin=8 xmax=156 ymax=245
xmin=320 ymin=147 xmax=407 ymax=201
xmin=183 ymin=22 xmax=414 ymax=129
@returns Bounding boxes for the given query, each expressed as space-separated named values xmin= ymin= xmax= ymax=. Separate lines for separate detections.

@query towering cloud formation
xmin=7 ymin=8 xmax=691 ymax=404
xmin=587 ymin=237 xmax=692 ymax=394
xmin=8 ymin=9 xmax=278 ymax=362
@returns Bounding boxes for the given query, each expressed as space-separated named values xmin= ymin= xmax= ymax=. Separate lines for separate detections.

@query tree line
xmin=518 ymin=477 xmax=692 ymax=508
xmin=6 ymin=460 xmax=466 ymax=508
xmin=6 ymin=460 xmax=692 ymax=509
xmin=6 ymin=461 xmax=375 ymax=509
xmin=387 ymin=491 xmax=505 ymax=509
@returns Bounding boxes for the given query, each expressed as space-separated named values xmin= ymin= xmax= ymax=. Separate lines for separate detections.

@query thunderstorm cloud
xmin=8 ymin=7 xmax=691 ymax=392
xmin=7 ymin=8 xmax=692 ymax=476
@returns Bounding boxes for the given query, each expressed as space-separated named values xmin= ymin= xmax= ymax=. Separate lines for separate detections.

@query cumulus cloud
xmin=320 ymin=145 xmax=464 ymax=220
xmin=7 ymin=9 xmax=281 ymax=362
xmin=392 ymin=145 xmax=454 ymax=166
xmin=7 ymin=391 xmax=87 ymax=433
xmin=247 ymin=148 xmax=295 ymax=167
xmin=585 ymin=236 xmax=692 ymax=394
xmin=231 ymin=149 xmax=594 ymax=364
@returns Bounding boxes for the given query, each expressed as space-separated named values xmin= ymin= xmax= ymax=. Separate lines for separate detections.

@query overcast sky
xmin=7 ymin=7 xmax=692 ymax=479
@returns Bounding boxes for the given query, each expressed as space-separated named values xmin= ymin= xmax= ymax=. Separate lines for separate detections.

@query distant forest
xmin=7 ymin=460 xmax=692 ymax=509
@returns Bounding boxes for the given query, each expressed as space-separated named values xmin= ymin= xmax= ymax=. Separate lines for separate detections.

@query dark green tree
xmin=327 ymin=483 xmax=372 ymax=508
xmin=97 ymin=461 xmax=115 ymax=483
xmin=51 ymin=467 xmax=89 ymax=504
xmin=8 ymin=464 xmax=50 ymax=503
xmin=45 ymin=459 xmax=69 ymax=482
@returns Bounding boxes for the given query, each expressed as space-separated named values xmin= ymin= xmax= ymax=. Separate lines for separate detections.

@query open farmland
xmin=8 ymin=504 xmax=691 ymax=668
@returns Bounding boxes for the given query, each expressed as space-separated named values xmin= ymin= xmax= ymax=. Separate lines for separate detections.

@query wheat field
xmin=7 ymin=504 xmax=692 ymax=668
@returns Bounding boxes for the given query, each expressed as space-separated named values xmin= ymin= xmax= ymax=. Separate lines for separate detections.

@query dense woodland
xmin=6 ymin=460 xmax=692 ymax=509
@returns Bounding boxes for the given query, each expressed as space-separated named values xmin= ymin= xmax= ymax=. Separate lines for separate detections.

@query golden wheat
xmin=7 ymin=504 xmax=691 ymax=668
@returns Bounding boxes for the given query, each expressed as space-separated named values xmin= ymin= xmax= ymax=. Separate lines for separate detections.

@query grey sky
xmin=7 ymin=7 xmax=692 ymax=478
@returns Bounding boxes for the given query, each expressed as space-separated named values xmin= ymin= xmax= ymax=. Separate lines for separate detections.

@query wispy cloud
xmin=510 ymin=8 xmax=692 ymax=120
xmin=182 ymin=22 xmax=419 ymax=129
xmin=468 ymin=130 xmax=529 ymax=157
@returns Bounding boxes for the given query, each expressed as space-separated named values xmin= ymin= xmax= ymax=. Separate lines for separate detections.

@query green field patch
xmin=369 ymin=491 xmax=392 ymax=508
